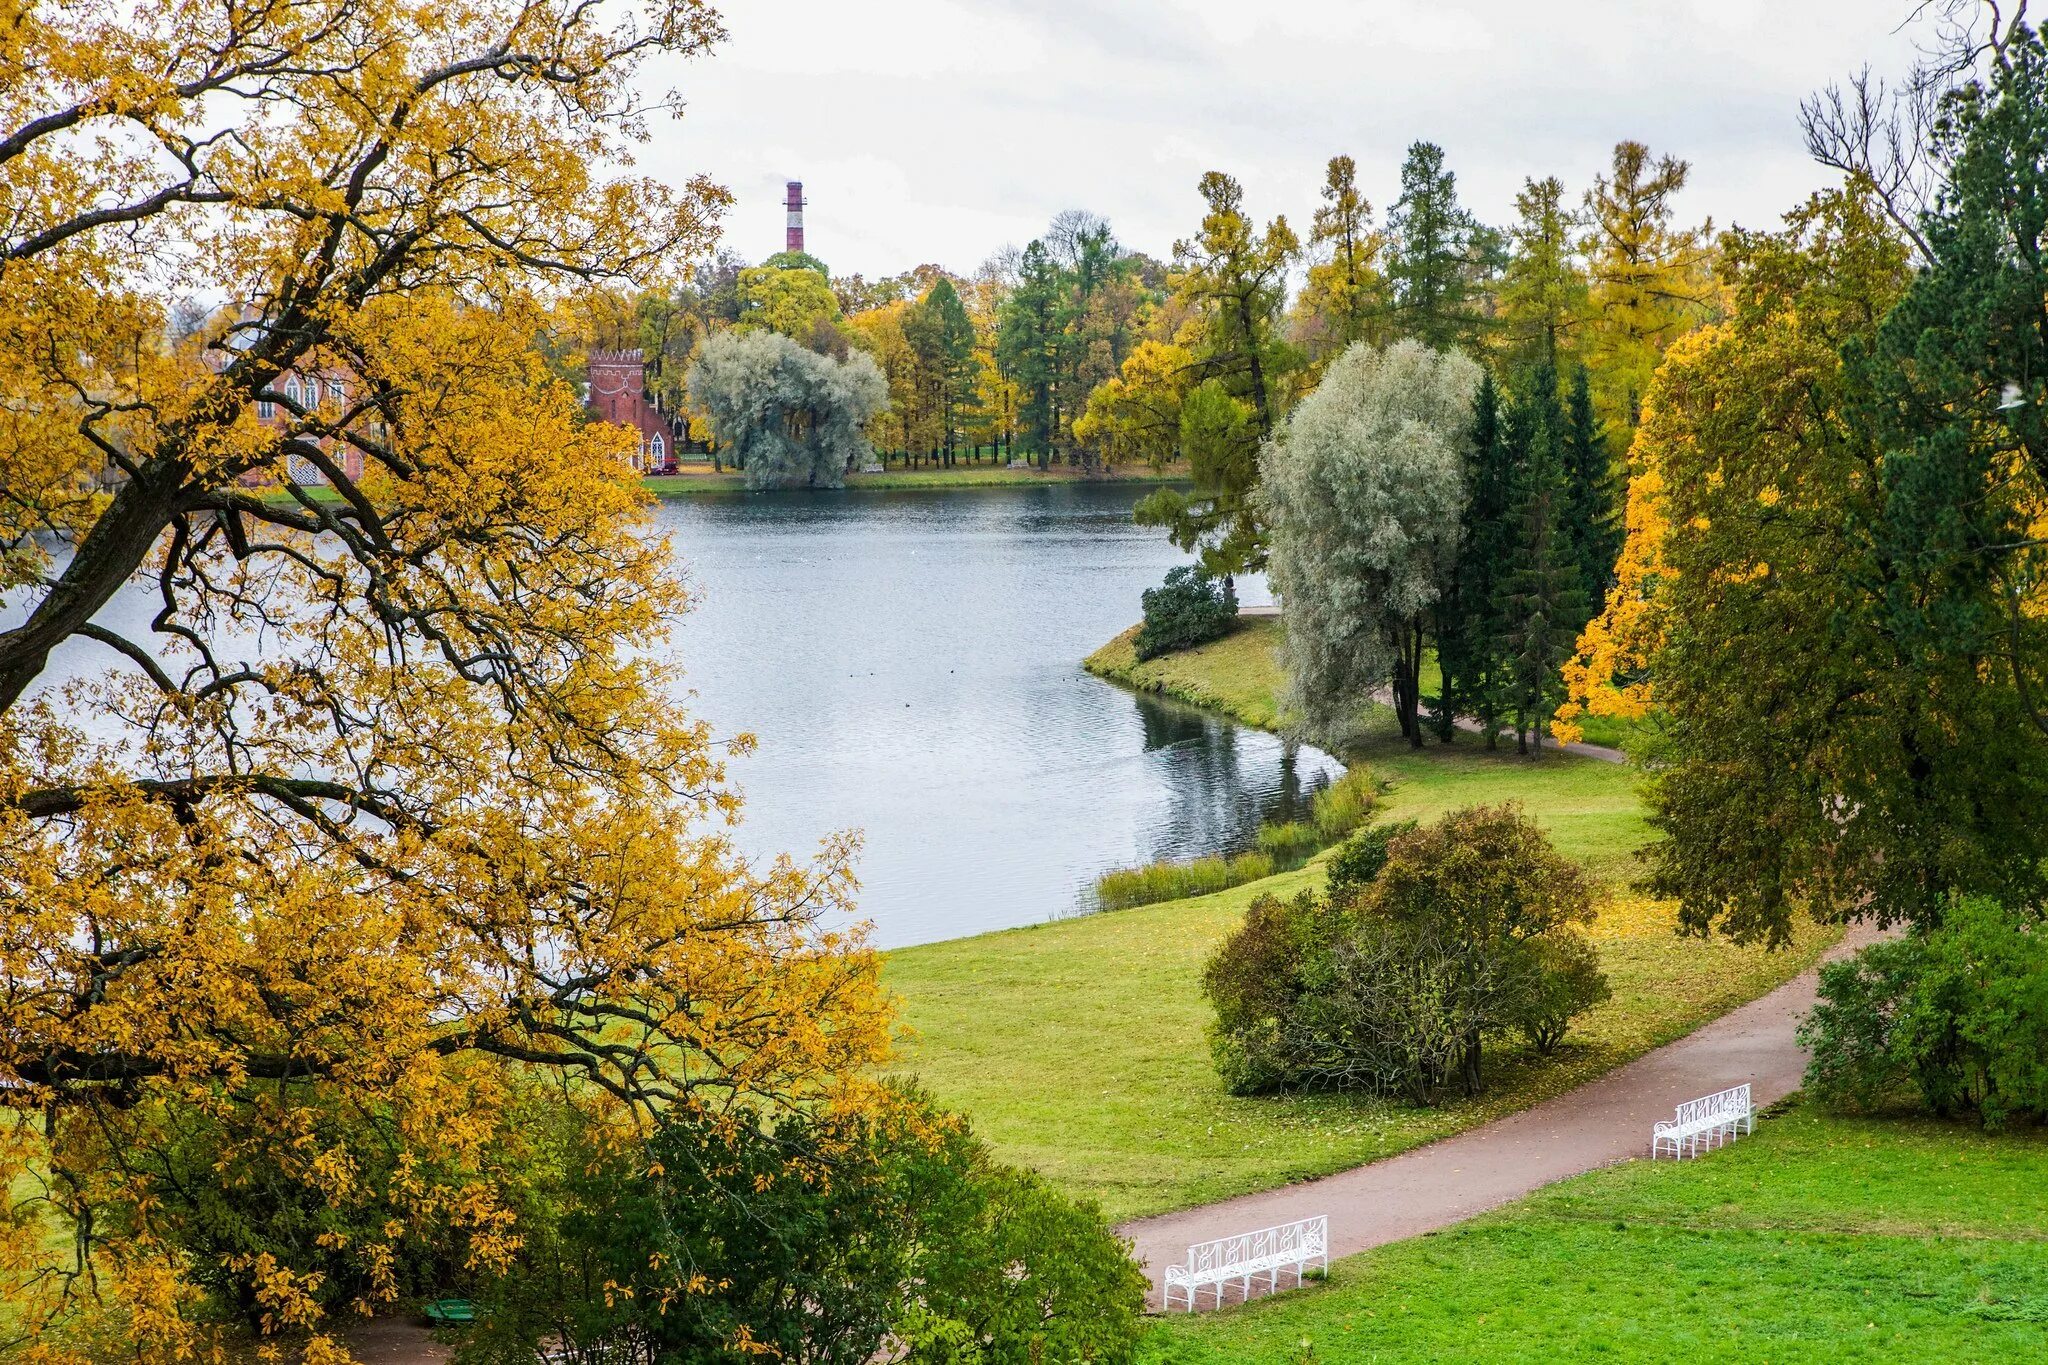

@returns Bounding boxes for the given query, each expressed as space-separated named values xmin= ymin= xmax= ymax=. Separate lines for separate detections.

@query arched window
xmin=649 ymin=432 xmax=665 ymax=465
xmin=327 ymin=378 xmax=345 ymax=403
xmin=284 ymin=378 xmax=302 ymax=406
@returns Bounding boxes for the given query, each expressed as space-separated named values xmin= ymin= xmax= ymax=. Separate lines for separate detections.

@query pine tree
xmin=1561 ymin=365 xmax=1621 ymax=617
xmin=1498 ymin=367 xmax=1587 ymax=754
xmin=1387 ymin=142 xmax=1483 ymax=353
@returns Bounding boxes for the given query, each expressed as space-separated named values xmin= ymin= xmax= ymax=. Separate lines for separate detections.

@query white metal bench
xmin=1651 ymin=1083 xmax=1753 ymax=1159
xmin=1163 ymin=1214 xmax=1328 ymax=1311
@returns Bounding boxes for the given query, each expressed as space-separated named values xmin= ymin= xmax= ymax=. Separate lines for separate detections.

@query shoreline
xmin=1082 ymin=615 xmax=1291 ymax=733
xmin=643 ymin=467 xmax=1189 ymax=497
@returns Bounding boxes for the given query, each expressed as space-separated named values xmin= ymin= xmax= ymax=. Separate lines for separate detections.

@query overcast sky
xmin=636 ymin=1 xmax=1927 ymax=279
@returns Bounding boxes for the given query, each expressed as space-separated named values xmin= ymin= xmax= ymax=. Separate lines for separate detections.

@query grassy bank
xmin=884 ymin=620 xmax=1830 ymax=1221
xmin=642 ymin=464 xmax=1187 ymax=497
xmin=885 ymin=733 xmax=1826 ymax=1220
xmin=1091 ymin=767 xmax=1376 ymax=912
xmin=1138 ymin=1102 xmax=2048 ymax=1361
xmin=1084 ymin=616 xmax=1291 ymax=729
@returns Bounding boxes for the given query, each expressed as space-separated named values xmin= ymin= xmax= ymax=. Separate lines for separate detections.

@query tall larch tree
xmin=1385 ymin=142 xmax=1486 ymax=353
xmin=1497 ymin=176 xmax=1591 ymax=371
xmin=1296 ymin=154 xmax=1387 ymax=370
xmin=1582 ymin=141 xmax=1717 ymax=447
xmin=1135 ymin=172 xmax=1299 ymax=577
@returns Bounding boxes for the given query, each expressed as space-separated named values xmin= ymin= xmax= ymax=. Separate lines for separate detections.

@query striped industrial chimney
xmin=784 ymin=180 xmax=806 ymax=254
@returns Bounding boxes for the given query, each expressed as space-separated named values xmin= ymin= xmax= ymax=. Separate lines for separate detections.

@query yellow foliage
xmin=0 ymin=3 xmax=896 ymax=1359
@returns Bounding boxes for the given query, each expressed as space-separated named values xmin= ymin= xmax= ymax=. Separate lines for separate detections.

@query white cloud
xmin=643 ymin=0 xmax=1925 ymax=277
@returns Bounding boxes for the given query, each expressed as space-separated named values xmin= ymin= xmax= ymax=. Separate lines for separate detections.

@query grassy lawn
xmin=1138 ymin=1103 xmax=2048 ymax=1361
xmin=884 ymin=619 xmax=1833 ymax=1222
xmin=886 ymin=863 xmax=1830 ymax=1223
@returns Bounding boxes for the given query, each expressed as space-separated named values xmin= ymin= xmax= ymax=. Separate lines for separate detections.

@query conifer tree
xmin=1561 ymin=365 xmax=1622 ymax=616
xmin=1498 ymin=176 xmax=1590 ymax=370
xmin=1582 ymin=141 xmax=1716 ymax=446
xmin=1499 ymin=368 xmax=1587 ymax=754
xmin=1386 ymin=142 xmax=1483 ymax=352
xmin=996 ymin=241 xmax=1072 ymax=466
xmin=1437 ymin=370 xmax=1514 ymax=744
xmin=1136 ymin=171 xmax=1300 ymax=576
xmin=1298 ymin=154 xmax=1386 ymax=367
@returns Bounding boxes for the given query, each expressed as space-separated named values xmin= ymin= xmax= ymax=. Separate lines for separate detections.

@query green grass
xmin=886 ymin=850 xmax=1830 ymax=1222
xmin=1570 ymin=709 xmax=1666 ymax=755
xmin=884 ymin=621 xmax=1831 ymax=1220
xmin=1138 ymin=1103 xmax=2048 ymax=1362
xmin=1084 ymin=616 xmax=1292 ymax=730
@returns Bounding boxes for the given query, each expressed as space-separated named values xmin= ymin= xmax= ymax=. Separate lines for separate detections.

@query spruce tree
xmin=1438 ymin=369 xmax=1514 ymax=745
xmin=1498 ymin=367 xmax=1587 ymax=754
xmin=1561 ymin=365 xmax=1621 ymax=618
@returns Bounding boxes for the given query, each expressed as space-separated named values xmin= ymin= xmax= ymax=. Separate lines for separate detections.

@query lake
xmin=11 ymin=481 xmax=1341 ymax=949
xmin=655 ymin=483 xmax=1342 ymax=946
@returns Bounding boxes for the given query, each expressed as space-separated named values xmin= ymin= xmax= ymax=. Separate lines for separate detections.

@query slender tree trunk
xmin=1394 ymin=618 xmax=1426 ymax=748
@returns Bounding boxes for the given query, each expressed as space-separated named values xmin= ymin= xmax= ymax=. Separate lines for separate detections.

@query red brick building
xmin=586 ymin=348 xmax=682 ymax=472
xmin=253 ymin=369 xmax=365 ymax=485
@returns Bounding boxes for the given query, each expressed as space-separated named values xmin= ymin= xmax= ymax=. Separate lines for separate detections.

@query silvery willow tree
xmin=1260 ymin=339 xmax=1481 ymax=744
xmin=688 ymin=329 xmax=888 ymax=489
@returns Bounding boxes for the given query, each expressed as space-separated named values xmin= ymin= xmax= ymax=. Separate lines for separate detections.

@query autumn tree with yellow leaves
xmin=1580 ymin=141 xmax=1719 ymax=447
xmin=0 ymin=2 xmax=915 ymax=1359
xmin=1560 ymin=177 xmax=2048 ymax=945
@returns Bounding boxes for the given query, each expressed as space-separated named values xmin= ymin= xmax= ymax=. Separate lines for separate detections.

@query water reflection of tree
xmin=1131 ymin=695 xmax=1332 ymax=864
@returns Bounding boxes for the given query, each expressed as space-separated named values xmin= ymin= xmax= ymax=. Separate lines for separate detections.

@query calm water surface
xmin=656 ymin=484 xmax=1341 ymax=946
xmin=13 ymin=483 xmax=1340 ymax=948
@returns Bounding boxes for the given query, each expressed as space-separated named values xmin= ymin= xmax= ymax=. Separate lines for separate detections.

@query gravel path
xmin=1121 ymin=922 xmax=1876 ymax=1311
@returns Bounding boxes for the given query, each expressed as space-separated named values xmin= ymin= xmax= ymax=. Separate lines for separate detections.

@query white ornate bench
xmin=1163 ymin=1214 xmax=1328 ymax=1311
xmin=1651 ymin=1083 xmax=1754 ymax=1159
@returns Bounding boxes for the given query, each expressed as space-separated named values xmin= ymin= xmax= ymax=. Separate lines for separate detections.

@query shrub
xmin=1134 ymin=565 xmax=1237 ymax=660
xmin=1203 ymin=891 xmax=1351 ymax=1094
xmin=1324 ymin=819 xmax=1417 ymax=901
xmin=1513 ymin=931 xmax=1612 ymax=1054
xmin=464 ymin=1091 xmax=1146 ymax=1365
xmin=1200 ymin=805 xmax=1608 ymax=1102
xmin=1802 ymin=897 xmax=2048 ymax=1127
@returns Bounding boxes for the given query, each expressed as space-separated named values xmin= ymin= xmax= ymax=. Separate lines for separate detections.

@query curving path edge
xmin=1120 ymin=922 xmax=1879 ymax=1311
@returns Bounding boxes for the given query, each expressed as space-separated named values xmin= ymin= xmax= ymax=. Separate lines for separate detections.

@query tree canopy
xmin=1260 ymin=339 xmax=1481 ymax=743
xmin=689 ymin=329 xmax=888 ymax=489
xmin=0 ymin=2 xmax=907 ymax=1356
